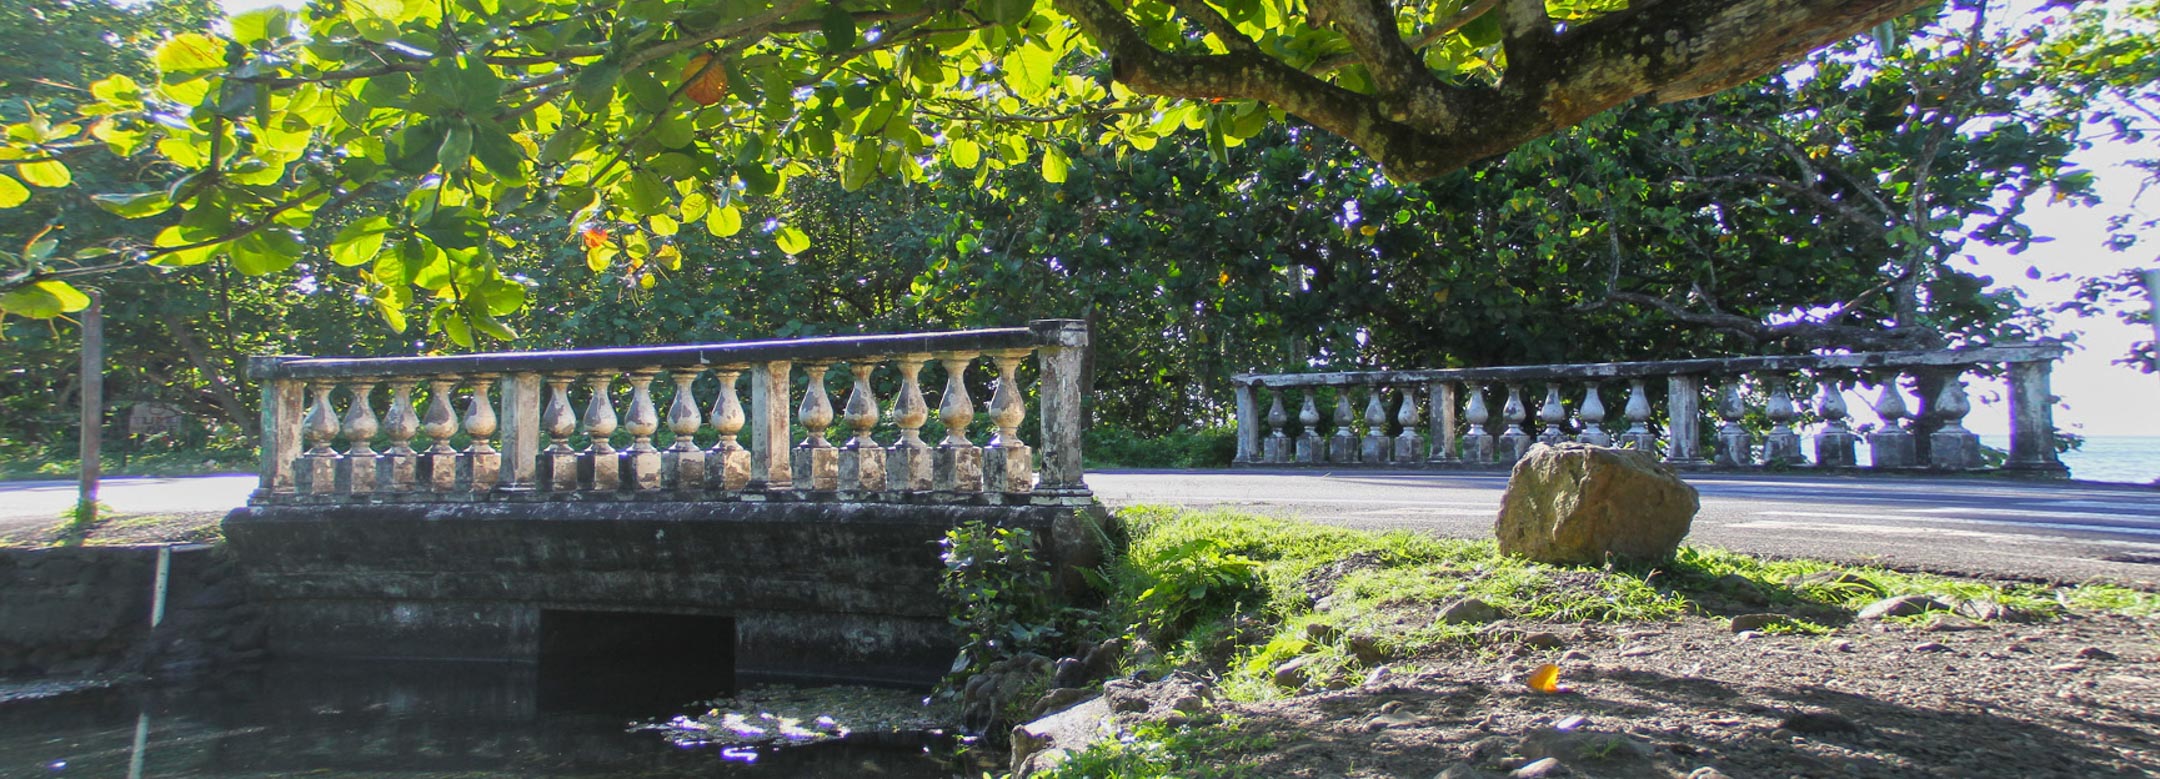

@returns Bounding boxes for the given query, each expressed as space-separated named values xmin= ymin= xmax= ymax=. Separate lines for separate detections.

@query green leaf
xmin=90 ymin=191 xmax=171 ymax=218
xmin=706 ymin=204 xmax=743 ymax=237
xmin=155 ymin=33 xmax=225 ymax=79
xmin=622 ymin=169 xmax=667 ymax=215
xmin=774 ymin=225 xmax=809 ymax=255
xmin=331 ymin=216 xmax=395 ymax=266
xmin=990 ymin=0 xmax=1034 ymax=26
xmin=18 ymin=160 xmax=71 ymax=188
xmin=821 ymin=2 xmax=857 ymax=52
xmin=841 ymin=139 xmax=879 ymax=191
xmin=231 ymin=229 xmax=303 ymax=275
xmin=649 ymin=213 xmax=679 ymax=236
xmin=1041 ymin=145 xmax=1069 ymax=183
xmin=950 ymin=138 xmax=981 ymax=169
xmin=0 ymin=281 xmax=91 ymax=319
xmin=230 ymin=7 xmax=291 ymax=46
xmin=437 ymin=122 xmax=474 ymax=171
xmin=0 ymin=175 xmax=27 ymax=209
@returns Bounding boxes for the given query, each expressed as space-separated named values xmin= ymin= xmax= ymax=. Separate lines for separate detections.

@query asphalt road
xmin=8 ymin=470 xmax=2157 ymax=583
xmin=1091 ymin=469 xmax=2160 ymax=584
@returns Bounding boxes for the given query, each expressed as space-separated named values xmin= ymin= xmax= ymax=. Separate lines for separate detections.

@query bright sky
xmin=213 ymin=0 xmax=2157 ymax=436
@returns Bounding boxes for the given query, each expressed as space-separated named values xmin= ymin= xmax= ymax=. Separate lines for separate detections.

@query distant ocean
xmin=2060 ymin=435 xmax=2160 ymax=485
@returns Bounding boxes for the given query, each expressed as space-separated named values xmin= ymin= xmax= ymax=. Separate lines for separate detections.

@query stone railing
xmin=248 ymin=321 xmax=1090 ymax=506
xmin=1231 ymin=342 xmax=2069 ymax=475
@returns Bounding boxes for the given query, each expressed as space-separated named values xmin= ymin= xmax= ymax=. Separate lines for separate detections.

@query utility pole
xmin=78 ymin=290 xmax=103 ymax=527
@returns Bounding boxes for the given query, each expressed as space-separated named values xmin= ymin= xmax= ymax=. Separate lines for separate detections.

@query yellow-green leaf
xmin=774 ymin=225 xmax=809 ymax=255
xmin=706 ymin=205 xmax=743 ymax=237
xmin=1041 ymin=145 xmax=1069 ymax=184
xmin=155 ymin=33 xmax=225 ymax=79
xmin=950 ymin=138 xmax=981 ymax=169
xmin=18 ymin=160 xmax=71 ymax=188
xmin=0 ymin=175 xmax=26 ymax=208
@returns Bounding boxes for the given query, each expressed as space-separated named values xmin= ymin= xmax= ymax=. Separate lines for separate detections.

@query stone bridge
xmin=227 ymin=323 xmax=2072 ymax=686
xmin=225 ymin=321 xmax=1101 ymax=687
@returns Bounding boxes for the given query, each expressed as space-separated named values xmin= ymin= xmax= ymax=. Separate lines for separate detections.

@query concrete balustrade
xmin=1233 ymin=342 xmax=2069 ymax=476
xmin=248 ymin=321 xmax=1092 ymax=507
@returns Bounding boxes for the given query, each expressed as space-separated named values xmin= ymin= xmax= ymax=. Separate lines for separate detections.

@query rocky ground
xmin=0 ymin=510 xmax=223 ymax=547
xmin=1050 ymin=607 xmax=2159 ymax=779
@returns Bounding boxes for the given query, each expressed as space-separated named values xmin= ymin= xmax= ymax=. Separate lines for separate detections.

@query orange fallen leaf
xmin=1527 ymin=663 xmax=1562 ymax=693
xmin=581 ymin=227 xmax=609 ymax=250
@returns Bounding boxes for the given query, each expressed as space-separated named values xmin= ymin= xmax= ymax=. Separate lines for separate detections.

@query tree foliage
xmin=0 ymin=0 xmax=1935 ymax=337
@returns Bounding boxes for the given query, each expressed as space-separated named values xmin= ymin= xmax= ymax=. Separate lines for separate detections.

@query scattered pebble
xmin=1912 ymin=641 xmax=1951 ymax=653
xmin=1511 ymin=757 xmax=1567 ymax=778
xmin=1553 ymin=715 xmax=1588 ymax=731
xmin=1728 ymin=613 xmax=1786 ymax=633
xmin=1522 ymin=632 xmax=1566 ymax=650
xmin=2050 ymin=662 xmax=2087 ymax=673
xmin=1781 ymin=710 xmax=1861 ymax=735
xmin=2075 ymin=646 xmax=2119 ymax=661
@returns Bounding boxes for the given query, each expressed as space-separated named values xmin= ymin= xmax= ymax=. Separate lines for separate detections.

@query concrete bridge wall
xmin=222 ymin=502 xmax=1106 ymax=686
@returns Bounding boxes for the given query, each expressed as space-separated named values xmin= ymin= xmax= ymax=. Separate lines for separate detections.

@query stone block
xmin=1329 ymin=434 xmax=1359 ymax=464
xmin=420 ymin=452 xmax=459 ymax=493
xmin=1498 ymin=432 xmax=1532 ymax=464
xmin=1930 ymin=429 xmax=1982 ymax=470
xmin=838 ymin=445 xmax=886 ymax=492
xmin=579 ymin=451 xmax=620 ymax=492
xmin=1714 ymin=429 xmax=1753 ymax=467
xmin=336 ymin=454 xmax=376 ymax=495
xmin=1393 ymin=432 xmax=1425 ymax=463
xmin=1814 ymin=430 xmax=1857 ymax=468
xmin=935 ymin=445 xmax=983 ymax=493
xmin=1295 ymin=434 xmax=1321 ymax=464
xmin=662 ymin=448 xmax=705 ymax=490
xmin=1361 ymin=433 xmax=1389 ymax=463
xmin=537 ymin=451 xmax=579 ymax=492
xmin=1495 ymin=443 xmax=1699 ymax=565
xmin=299 ymin=455 xmax=337 ymax=495
xmin=887 ymin=444 xmax=933 ymax=491
xmin=1461 ymin=433 xmax=1496 ymax=464
xmin=1262 ymin=436 xmax=1288 ymax=463
xmin=985 ymin=443 xmax=1034 ymax=493
xmin=458 ymin=451 xmax=502 ymax=492
xmin=793 ymin=446 xmax=839 ymax=491
xmin=624 ymin=449 xmax=662 ymax=491
xmin=1867 ymin=430 xmax=1915 ymax=469
xmin=1763 ymin=431 xmax=1803 ymax=465
xmin=707 ymin=446 xmax=751 ymax=491
xmin=378 ymin=452 xmax=418 ymax=492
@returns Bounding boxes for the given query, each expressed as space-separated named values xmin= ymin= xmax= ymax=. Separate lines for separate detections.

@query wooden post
xmin=77 ymin=291 xmax=102 ymax=526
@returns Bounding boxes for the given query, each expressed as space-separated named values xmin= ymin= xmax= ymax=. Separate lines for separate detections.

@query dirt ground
xmin=0 ymin=510 xmax=224 ymax=548
xmin=1106 ymin=609 xmax=2160 ymax=778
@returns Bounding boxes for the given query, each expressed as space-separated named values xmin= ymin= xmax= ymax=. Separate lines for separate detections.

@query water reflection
xmin=1 ymin=661 xmax=965 ymax=778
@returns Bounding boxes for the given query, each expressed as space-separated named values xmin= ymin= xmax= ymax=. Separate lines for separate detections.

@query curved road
xmin=1092 ymin=469 xmax=2160 ymax=584
xmin=6 ymin=471 xmax=2156 ymax=583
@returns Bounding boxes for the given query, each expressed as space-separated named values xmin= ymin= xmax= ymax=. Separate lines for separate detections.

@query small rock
xmin=1912 ymin=641 xmax=1952 ymax=653
xmin=1027 ymin=688 xmax=1094 ymax=720
xmin=1435 ymin=763 xmax=1500 ymax=779
xmin=1495 ymin=443 xmax=1699 ymax=565
xmin=1523 ymin=632 xmax=1567 ymax=650
xmin=1618 ymin=646 xmax=1660 ymax=657
xmin=1348 ymin=633 xmax=1389 ymax=664
xmin=1715 ymin=574 xmax=1770 ymax=606
xmin=1831 ymin=640 xmax=1855 ymax=653
xmin=1305 ymin=621 xmax=1342 ymax=643
xmin=1169 ymin=694 xmax=1206 ymax=714
xmin=1858 ymin=594 xmax=1950 ymax=620
xmin=1365 ymin=710 xmax=1423 ymax=730
xmin=1520 ymin=728 xmax=1653 ymax=764
xmin=1921 ymin=613 xmax=1985 ymax=632
xmin=1553 ymin=715 xmax=1589 ymax=731
xmin=1780 ymin=710 xmax=1860 ymax=735
xmin=1441 ymin=598 xmax=1503 ymax=625
xmin=1728 ymin=613 xmax=1787 ymax=633
xmin=2075 ymin=646 xmax=2119 ymax=661
xmin=1273 ymin=656 xmax=1314 ymax=688
xmin=2050 ymin=662 xmax=2086 ymax=672
xmin=1560 ymin=650 xmax=1591 ymax=662
xmin=1688 ymin=768 xmax=1732 ymax=779
xmin=1511 ymin=757 xmax=1568 ymax=778
xmin=1363 ymin=666 xmax=1394 ymax=686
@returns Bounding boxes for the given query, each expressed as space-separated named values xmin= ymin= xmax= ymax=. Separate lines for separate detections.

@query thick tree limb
xmin=1061 ymin=0 xmax=1933 ymax=181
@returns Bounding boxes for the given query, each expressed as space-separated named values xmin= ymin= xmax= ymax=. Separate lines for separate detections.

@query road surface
xmin=6 ymin=470 xmax=2156 ymax=583
xmin=1091 ymin=469 xmax=2160 ymax=584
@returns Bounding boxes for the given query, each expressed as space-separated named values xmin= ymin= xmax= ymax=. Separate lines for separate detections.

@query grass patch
xmin=1034 ymin=716 xmax=1276 ymax=779
xmin=1094 ymin=507 xmax=2159 ymax=700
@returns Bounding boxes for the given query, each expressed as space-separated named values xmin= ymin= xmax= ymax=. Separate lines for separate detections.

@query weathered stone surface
xmin=1439 ymin=597 xmax=1502 ymax=624
xmin=1857 ymin=594 xmax=1950 ymax=620
xmin=1494 ymin=443 xmax=1699 ymax=565
xmin=1011 ymin=696 xmax=1115 ymax=778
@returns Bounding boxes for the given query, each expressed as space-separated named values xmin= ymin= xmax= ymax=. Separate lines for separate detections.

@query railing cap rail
xmin=252 ymin=320 xmax=1086 ymax=381
xmin=1231 ymin=341 xmax=2068 ymax=388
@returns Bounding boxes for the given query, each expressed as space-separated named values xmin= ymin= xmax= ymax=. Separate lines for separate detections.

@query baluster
xmin=1394 ymin=386 xmax=1425 ymax=462
xmin=1577 ymin=384 xmax=1611 ymax=447
xmin=1714 ymin=378 xmax=1753 ymax=467
xmin=1866 ymin=376 xmax=1915 ymax=469
xmin=1461 ymin=384 xmax=1495 ymax=464
xmin=1929 ymin=375 xmax=1981 ymax=470
xmin=1618 ymin=378 xmax=1657 ymax=453
xmin=933 ymin=352 xmax=983 ymax=493
xmin=1536 ymin=384 xmax=1567 ymax=446
xmin=420 ymin=376 xmax=461 ymax=493
xmin=983 ymin=348 xmax=1035 ymax=493
xmin=579 ymin=372 xmax=621 ymax=491
xmin=337 ymin=380 xmax=379 ymax=495
xmin=1295 ymin=391 xmax=1322 ymax=464
xmin=1329 ymin=390 xmax=1359 ymax=464
xmin=497 ymin=372 xmax=542 ymax=493
xmin=706 ymin=366 xmax=752 ymax=491
xmin=537 ymin=373 xmax=580 ymax=492
xmin=1428 ymin=381 xmax=1457 ymax=463
xmin=1498 ymin=383 xmax=1531 ymax=464
xmin=792 ymin=362 xmax=839 ymax=491
xmin=379 ymin=379 xmax=420 ymax=492
xmin=621 ymin=369 xmax=662 ymax=491
xmin=1361 ymin=387 xmax=1391 ymax=463
xmin=457 ymin=373 xmax=501 ymax=494
xmin=298 ymin=381 xmax=340 ymax=495
xmin=1814 ymin=379 xmax=1857 ymax=468
xmin=252 ymin=360 xmax=305 ymax=501
xmin=1264 ymin=388 xmax=1290 ymax=464
xmin=1762 ymin=376 xmax=1802 ymax=466
xmin=1234 ymin=381 xmax=1260 ymax=464
xmin=661 ymin=368 xmax=705 ymax=490
xmin=838 ymin=362 xmax=887 ymax=493
xmin=885 ymin=354 xmax=935 ymax=492
xmin=746 ymin=360 xmax=794 ymax=492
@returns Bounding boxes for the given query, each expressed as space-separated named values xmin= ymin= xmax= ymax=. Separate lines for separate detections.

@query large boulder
xmin=1495 ymin=443 xmax=1699 ymax=565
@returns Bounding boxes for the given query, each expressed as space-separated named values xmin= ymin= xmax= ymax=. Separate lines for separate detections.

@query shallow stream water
xmin=0 ymin=662 xmax=966 ymax=778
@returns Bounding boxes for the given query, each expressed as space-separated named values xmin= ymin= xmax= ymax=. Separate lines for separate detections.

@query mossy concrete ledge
xmin=221 ymin=500 xmax=1110 ymax=687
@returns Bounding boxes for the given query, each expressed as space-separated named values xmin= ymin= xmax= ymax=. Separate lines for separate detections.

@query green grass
xmin=1034 ymin=716 xmax=1276 ymax=779
xmin=1093 ymin=507 xmax=2159 ymax=700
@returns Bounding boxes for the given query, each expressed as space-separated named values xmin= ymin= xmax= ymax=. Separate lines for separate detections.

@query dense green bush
xmin=1084 ymin=425 xmax=1238 ymax=469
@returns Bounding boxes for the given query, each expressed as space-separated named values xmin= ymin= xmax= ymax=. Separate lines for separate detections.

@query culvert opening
xmin=537 ymin=609 xmax=735 ymax=712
